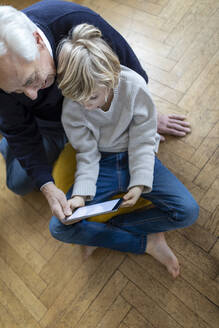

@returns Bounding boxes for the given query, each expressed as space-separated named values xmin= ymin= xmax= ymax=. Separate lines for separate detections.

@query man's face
xmin=0 ymin=32 xmax=56 ymax=100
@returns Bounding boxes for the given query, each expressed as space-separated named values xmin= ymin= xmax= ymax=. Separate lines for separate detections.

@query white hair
xmin=0 ymin=5 xmax=39 ymax=61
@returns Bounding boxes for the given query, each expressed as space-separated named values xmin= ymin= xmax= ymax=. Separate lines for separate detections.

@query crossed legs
xmin=50 ymin=154 xmax=199 ymax=278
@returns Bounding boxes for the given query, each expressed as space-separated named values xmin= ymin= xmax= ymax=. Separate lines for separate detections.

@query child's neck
xmin=101 ymin=89 xmax=114 ymax=112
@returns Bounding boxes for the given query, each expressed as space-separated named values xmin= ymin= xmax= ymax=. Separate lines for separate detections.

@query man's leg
xmin=0 ymin=131 xmax=67 ymax=195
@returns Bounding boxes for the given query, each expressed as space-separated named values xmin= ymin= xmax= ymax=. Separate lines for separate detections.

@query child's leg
xmin=146 ymin=232 xmax=180 ymax=278
xmin=50 ymin=152 xmax=147 ymax=253
xmin=109 ymin=157 xmax=199 ymax=233
xmin=106 ymin=157 xmax=199 ymax=277
xmin=49 ymin=155 xmax=198 ymax=277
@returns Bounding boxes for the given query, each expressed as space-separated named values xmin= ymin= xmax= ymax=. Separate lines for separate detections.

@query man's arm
xmin=44 ymin=1 xmax=148 ymax=83
xmin=0 ymin=91 xmax=72 ymax=220
xmin=0 ymin=91 xmax=54 ymax=188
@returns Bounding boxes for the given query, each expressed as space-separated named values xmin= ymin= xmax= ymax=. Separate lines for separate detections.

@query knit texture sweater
xmin=0 ymin=0 xmax=148 ymax=189
xmin=62 ymin=66 xmax=160 ymax=199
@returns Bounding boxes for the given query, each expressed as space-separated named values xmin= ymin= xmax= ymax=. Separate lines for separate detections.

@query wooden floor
xmin=0 ymin=0 xmax=219 ymax=327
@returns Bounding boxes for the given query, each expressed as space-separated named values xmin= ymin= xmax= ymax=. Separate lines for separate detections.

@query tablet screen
xmin=65 ymin=198 xmax=122 ymax=223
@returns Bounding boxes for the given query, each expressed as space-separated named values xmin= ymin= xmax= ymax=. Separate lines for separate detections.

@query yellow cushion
xmin=52 ymin=143 xmax=152 ymax=223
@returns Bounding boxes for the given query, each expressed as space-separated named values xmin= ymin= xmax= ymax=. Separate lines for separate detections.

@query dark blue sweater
xmin=0 ymin=0 xmax=148 ymax=189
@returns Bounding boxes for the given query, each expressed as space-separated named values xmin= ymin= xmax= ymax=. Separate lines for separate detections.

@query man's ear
xmin=33 ymin=31 xmax=45 ymax=49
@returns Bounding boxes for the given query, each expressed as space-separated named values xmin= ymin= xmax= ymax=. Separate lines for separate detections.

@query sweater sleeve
xmin=61 ymin=99 xmax=100 ymax=199
xmin=0 ymin=91 xmax=54 ymax=189
xmin=128 ymin=85 xmax=157 ymax=193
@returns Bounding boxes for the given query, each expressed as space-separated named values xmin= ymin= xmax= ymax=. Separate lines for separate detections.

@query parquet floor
xmin=0 ymin=0 xmax=219 ymax=327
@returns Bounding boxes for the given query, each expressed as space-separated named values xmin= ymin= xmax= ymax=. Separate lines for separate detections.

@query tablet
xmin=64 ymin=198 xmax=123 ymax=225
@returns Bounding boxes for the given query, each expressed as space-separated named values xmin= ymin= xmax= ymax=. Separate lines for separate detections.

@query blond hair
xmin=57 ymin=23 xmax=121 ymax=102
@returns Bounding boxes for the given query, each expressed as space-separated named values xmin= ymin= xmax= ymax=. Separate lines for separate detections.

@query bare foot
xmin=157 ymin=112 xmax=191 ymax=141
xmin=80 ymin=245 xmax=98 ymax=259
xmin=146 ymin=232 xmax=180 ymax=278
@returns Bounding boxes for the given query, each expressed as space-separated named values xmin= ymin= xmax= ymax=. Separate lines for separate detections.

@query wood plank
xmin=52 ymin=251 xmax=126 ymax=328
xmin=115 ymin=0 xmax=163 ymax=15
xmin=0 ymin=279 xmax=41 ymax=328
xmin=158 ymin=138 xmax=196 ymax=163
xmin=194 ymin=148 xmax=219 ymax=191
xmin=122 ymin=282 xmax=182 ymax=328
xmin=0 ymin=235 xmax=47 ymax=298
xmin=96 ymin=295 xmax=131 ymax=328
xmin=204 ymin=206 xmax=219 ymax=236
xmin=0 ymin=257 xmax=47 ymax=321
xmin=179 ymin=50 xmax=219 ymax=110
xmin=166 ymin=2 xmax=219 ymax=57
xmin=0 ymin=195 xmax=47 ymax=253
xmin=196 ymin=207 xmax=212 ymax=229
xmin=0 ymin=217 xmax=46 ymax=274
xmin=149 ymin=79 xmax=184 ymax=104
xmin=120 ymin=257 xmax=210 ymax=328
xmin=118 ymin=323 xmax=129 ymax=328
xmin=200 ymin=178 xmax=219 ymax=213
xmin=190 ymin=123 xmax=219 ymax=169
xmin=172 ymin=31 xmax=219 ymax=93
xmin=178 ymin=223 xmax=217 ymax=252
xmin=132 ymin=45 xmax=177 ymax=72
xmin=183 ymin=107 xmax=218 ymax=149
xmin=210 ymin=239 xmax=219 ymax=261
xmin=123 ymin=308 xmax=155 ymax=328
xmin=157 ymin=151 xmax=200 ymax=182
xmin=129 ymin=252 xmax=219 ymax=327
xmin=74 ymin=271 xmax=128 ymax=328
xmin=40 ymin=250 xmax=124 ymax=328
xmin=0 ymin=303 xmax=20 ymax=328
xmin=39 ymin=244 xmax=86 ymax=307
xmin=166 ymin=231 xmax=218 ymax=279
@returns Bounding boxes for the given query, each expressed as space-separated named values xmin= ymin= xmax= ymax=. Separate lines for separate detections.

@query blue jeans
xmin=0 ymin=119 xmax=67 ymax=195
xmin=50 ymin=152 xmax=199 ymax=254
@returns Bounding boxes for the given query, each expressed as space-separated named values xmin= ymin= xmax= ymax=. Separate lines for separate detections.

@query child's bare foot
xmin=80 ymin=245 xmax=98 ymax=259
xmin=146 ymin=232 xmax=180 ymax=278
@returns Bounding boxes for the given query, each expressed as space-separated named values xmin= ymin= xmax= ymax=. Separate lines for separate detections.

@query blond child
xmin=49 ymin=24 xmax=199 ymax=278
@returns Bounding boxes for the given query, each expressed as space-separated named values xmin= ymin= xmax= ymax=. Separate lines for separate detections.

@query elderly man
xmin=0 ymin=0 xmax=190 ymax=221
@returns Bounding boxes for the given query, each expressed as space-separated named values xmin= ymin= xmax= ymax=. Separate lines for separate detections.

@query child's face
xmin=82 ymin=86 xmax=110 ymax=110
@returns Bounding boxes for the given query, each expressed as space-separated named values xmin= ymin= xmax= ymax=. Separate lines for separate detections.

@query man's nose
xmin=24 ymin=87 xmax=39 ymax=100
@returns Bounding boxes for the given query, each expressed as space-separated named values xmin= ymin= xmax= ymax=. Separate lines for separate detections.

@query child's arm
xmin=128 ymin=85 xmax=158 ymax=195
xmin=61 ymin=99 xmax=100 ymax=200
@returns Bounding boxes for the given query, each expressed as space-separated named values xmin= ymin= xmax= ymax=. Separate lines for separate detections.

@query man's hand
xmin=67 ymin=196 xmax=85 ymax=212
xmin=41 ymin=182 xmax=72 ymax=221
xmin=157 ymin=113 xmax=191 ymax=141
xmin=121 ymin=186 xmax=144 ymax=208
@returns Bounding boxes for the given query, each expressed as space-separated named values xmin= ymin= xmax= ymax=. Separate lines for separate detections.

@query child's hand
xmin=121 ymin=186 xmax=144 ymax=207
xmin=67 ymin=196 xmax=86 ymax=212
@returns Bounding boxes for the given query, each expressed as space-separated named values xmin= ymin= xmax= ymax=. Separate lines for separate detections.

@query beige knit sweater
xmin=62 ymin=65 xmax=160 ymax=199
